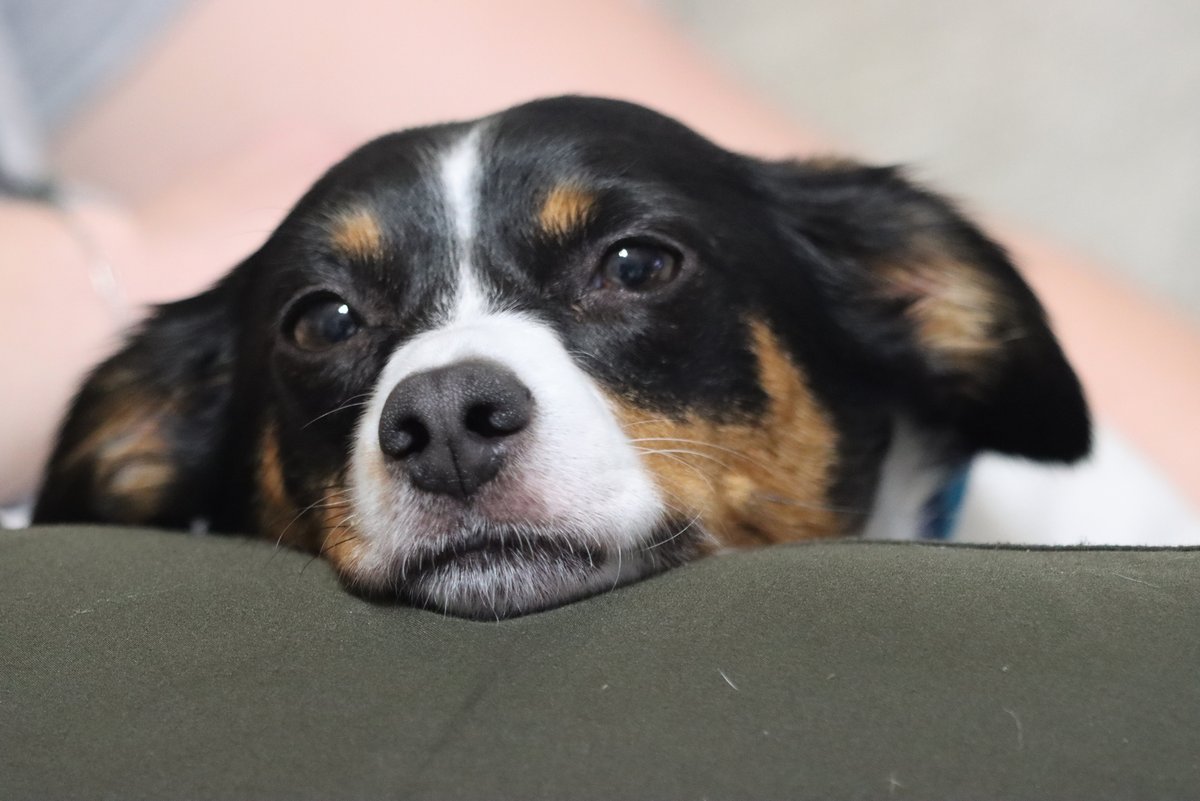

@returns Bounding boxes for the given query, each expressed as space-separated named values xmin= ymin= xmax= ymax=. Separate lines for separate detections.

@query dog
xmin=34 ymin=97 xmax=1090 ymax=619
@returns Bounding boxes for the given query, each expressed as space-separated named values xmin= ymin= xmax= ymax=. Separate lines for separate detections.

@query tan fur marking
xmin=538 ymin=184 xmax=595 ymax=237
xmin=104 ymin=459 xmax=175 ymax=521
xmin=317 ymin=488 xmax=365 ymax=577
xmin=256 ymin=424 xmax=361 ymax=572
xmin=328 ymin=206 xmax=385 ymax=261
xmin=608 ymin=321 xmax=842 ymax=548
xmin=256 ymin=421 xmax=311 ymax=547
xmin=879 ymin=255 xmax=1007 ymax=375
xmin=62 ymin=396 xmax=175 ymax=523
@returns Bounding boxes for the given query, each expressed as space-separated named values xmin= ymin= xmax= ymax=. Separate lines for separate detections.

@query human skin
xmin=4 ymin=0 xmax=1197 ymax=508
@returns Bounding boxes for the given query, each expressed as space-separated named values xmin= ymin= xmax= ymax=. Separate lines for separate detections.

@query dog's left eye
xmin=286 ymin=294 xmax=363 ymax=351
xmin=593 ymin=241 xmax=681 ymax=293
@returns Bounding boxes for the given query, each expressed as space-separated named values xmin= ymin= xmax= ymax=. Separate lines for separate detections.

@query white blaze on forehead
xmin=438 ymin=126 xmax=489 ymax=319
xmin=440 ymin=125 xmax=482 ymax=243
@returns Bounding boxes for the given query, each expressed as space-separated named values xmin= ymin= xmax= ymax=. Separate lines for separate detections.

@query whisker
xmin=628 ymin=436 xmax=776 ymax=472
xmin=303 ymin=531 xmax=360 ymax=573
xmin=302 ymin=394 xmax=374 ymax=429
xmin=643 ymin=510 xmax=704 ymax=551
xmin=327 ymin=508 xmax=359 ymax=531
xmin=610 ymin=545 xmax=623 ymax=592
xmin=272 ymin=493 xmax=352 ymax=551
xmin=621 ymin=418 xmax=676 ymax=428
xmin=633 ymin=448 xmax=716 ymax=492
xmin=319 ymin=533 xmax=360 ymax=557
xmin=636 ymin=446 xmax=733 ymax=471
xmin=563 ymin=349 xmax=607 ymax=369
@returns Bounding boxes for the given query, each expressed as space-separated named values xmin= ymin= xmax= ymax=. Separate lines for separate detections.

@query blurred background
xmin=3 ymin=0 xmax=1196 ymax=518
xmin=656 ymin=0 xmax=1200 ymax=322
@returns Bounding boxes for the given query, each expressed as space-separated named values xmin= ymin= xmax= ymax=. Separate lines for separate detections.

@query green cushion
xmin=3 ymin=526 xmax=1198 ymax=799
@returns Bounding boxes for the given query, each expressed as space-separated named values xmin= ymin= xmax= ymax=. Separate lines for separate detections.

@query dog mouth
xmin=409 ymin=525 xmax=608 ymax=578
xmin=347 ymin=517 xmax=703 ymax=620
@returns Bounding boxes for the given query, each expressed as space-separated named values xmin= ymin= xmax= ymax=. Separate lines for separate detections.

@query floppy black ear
xmin=761 ymin=159 xmax=1090 ymax=462
xmin=34 ymin=277 xmax=239 ymax=526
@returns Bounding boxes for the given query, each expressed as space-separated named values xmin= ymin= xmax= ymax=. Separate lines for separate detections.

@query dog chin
xmin=406 ymin=548 xmax=632 ymax=620
xmin=348 ymin=521 xmax=696 ymax=620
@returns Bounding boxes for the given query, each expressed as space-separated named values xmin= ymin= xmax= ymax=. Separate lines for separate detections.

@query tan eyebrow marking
xmin=537 ymin=184 xmax=596 ymax=237
xmin=328 ymin=206 xmax=385 ymax=262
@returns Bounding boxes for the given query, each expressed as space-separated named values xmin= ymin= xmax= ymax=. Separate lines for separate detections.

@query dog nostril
xmin=380 ymin=413 xmax=430 ymax=461
xmin=464 ymin=395 xmax=531 ymax=438
xmin=389 ymin=417 xmax=430 ymax=458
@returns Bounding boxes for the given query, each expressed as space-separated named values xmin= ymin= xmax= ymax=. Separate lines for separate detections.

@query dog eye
xmin=594 ymin=241 xmax=681 ymax=292
xmin=286 ymin=294 xmax=363 ymax=351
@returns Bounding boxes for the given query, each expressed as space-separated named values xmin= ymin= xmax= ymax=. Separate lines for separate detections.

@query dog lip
xmin=409 ymin=526 xmax=605 ymax=577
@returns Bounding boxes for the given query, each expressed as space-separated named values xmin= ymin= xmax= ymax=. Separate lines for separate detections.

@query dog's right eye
xmin=285 ymin=293 xmax=363 ymax=351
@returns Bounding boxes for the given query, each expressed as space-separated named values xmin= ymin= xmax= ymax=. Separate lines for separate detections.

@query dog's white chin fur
xmin=394 ymin=530 xmax=653 ymax=619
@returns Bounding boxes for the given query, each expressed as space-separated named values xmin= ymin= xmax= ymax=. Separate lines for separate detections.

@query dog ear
xmin=760 ymin=159 xmax=1090 ymax=462
xmin=34 ymin=276 xmax=240 ymax=527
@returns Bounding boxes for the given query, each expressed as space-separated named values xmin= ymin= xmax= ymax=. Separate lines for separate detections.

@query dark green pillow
xmin=3 ymin=526 xmax=1197 ymax=799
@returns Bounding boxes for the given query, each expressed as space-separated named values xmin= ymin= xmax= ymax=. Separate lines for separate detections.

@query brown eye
xmin=286 ymin=294 xmax=363 ymax=351
xmin=595 ymin=241 xmax=681 ymax=292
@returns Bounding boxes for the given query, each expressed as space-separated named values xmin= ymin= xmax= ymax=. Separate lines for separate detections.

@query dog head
xmin=35 ymin=97 xmax=1089 ymax=618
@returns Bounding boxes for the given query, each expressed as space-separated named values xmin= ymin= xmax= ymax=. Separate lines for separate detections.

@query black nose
xmin=378 ymin=359 xmax=534 ymax=499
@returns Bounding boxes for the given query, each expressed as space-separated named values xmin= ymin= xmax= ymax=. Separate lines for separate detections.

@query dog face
xmin=35 ymin=97 xmax=1089 ymax=618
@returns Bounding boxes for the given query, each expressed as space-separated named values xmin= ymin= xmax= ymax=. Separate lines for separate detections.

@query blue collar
xmin=918 ymin=464 xmax=971 ymax=540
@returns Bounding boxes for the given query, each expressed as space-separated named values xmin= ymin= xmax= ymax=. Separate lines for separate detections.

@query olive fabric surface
xmin=2 ymin=527 xmax=1198 ymax=800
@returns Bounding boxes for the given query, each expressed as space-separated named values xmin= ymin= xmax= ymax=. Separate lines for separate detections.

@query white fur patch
xmin=860 ymin=419 xmax=954 ymax=541
xmin=437 ymin=125 xmax=492 ymax=322
xmin=440 ymin=126 xmax=482 ymax=245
